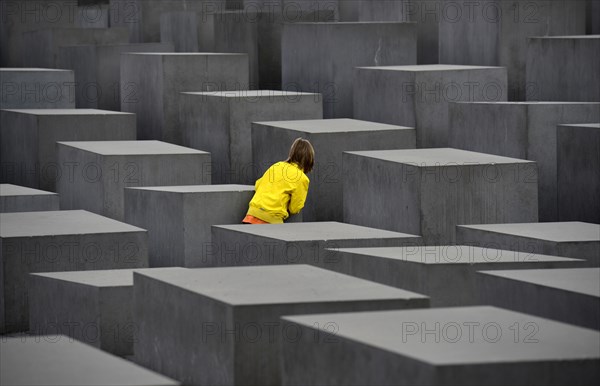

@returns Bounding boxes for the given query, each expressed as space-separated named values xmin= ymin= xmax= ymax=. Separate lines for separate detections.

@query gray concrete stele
xmin=0 ymin=184 xmax=59 ymax=213
xmin=0 ymin=68 xmax=75 ymax=109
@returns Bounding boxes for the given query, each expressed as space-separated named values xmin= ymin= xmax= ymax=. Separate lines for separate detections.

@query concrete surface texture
xmin=478 ymin=268 xmax=600 ymax=330
xmin=22 ymin=27 xmax=130 ymax=68
xmin=252 ymin=118 xmax=416 ymax=221
xmin=448 ymin=101 xmax=600 ymax=221
xmin=343 ymin=148 xmax=538 ymax=244
xmin=353 ymin=64 xmax=508 ymax=147
xmin=58 ymin=43 xmax=174 ymax=109
xmin=0 ymin=210 xmax=148 ymax=333
xmin=557 ymin=123 xmax=600 ymax=224
xmin=0 ymin=335 xmax=180 ymax=386
xmin=180 ymin=90 xmax=322 ymax=184
xmin=281 ymin=306 xmax=600 ymax=386
xmin=438 ymin=0 xmax=585 ymax=100
xmin=526 ymin=35 xmax=600 ymax=102
xmin=133 ymin=265 xmax=429 ymax=386
xmin=456 ymin=222 xmax=600 ymax=267
xmin=282 ymin=22 xmax=417 ymax=118
xmin=210 ymin=221 xmax=422 ymax=268
xmin=160 ymin=11 xmax=201 ymax=52
xmin=0 ymin=109 xmax=136 ymax=191
xmin=0 ymin=68 xmax=76 ymax=109
xmin=56 ymin=140 xmax=211 ymax=220
xmin=322 ymin=245 xmax=585 ymax=307
xmin=120 ymin=53 xmax=249 ymax=144
xmin=124 ymin=185 xmax=255 ymax=267
xmin=0 ymin=184 xmax=59 ymax=212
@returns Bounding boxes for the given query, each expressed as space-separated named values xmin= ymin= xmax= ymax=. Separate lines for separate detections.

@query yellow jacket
xmin=247 ymin=162 xmax=310 ymax=224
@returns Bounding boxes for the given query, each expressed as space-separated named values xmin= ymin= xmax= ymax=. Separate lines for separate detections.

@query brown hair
xmin=286 ymin=138 xmax=315 ymax=173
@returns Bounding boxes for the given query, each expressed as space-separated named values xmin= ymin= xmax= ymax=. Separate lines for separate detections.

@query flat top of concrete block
xmin=0 ymin=210 xmax=145 ymax=238
xmin=0 ymin=335 xmax=180 ymax=386
xmin=56 ymin=140 xmax=208 ymax=156
xmin=0 ymin=68 xmax=73 ymax=72
xmin=0 ymin=184 xmax=57 ymax=197
xmin=1 ymin=109 xmax=134 ymax=116
xmin=214 ymin=222 xmax=420 ymax=242
xmin=135 ymin=265 xmax=428 ymax=305
xmin=331 ymin=246 xmax=582 ymax=265
xmin=182 ymin=90 xmax=319 ymax=98
xmin=357 ymin=64 xmax=503 ymax=71
xmin=457 ymin=222 xmax=600 ymax=242
xmin=558 ymin=123 xmax=600 ymax=129
xmin=479 ymin=268 xmax=600 ymax=298
xmin=127 ymin=185 xmax=254 ymax=193
xmin=31 ymin=268 xmax=162 ymax=288
xmin=345 ymin=148 xmax=533 ymax=165
xmin=283 ymin=306 xmax=600 ymax=365
xmin=254 ymin=118 xmax=414 ymax=133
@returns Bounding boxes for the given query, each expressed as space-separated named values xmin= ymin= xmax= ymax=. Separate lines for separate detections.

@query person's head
xmin=286 ymin=138 xmax=315 ymax=173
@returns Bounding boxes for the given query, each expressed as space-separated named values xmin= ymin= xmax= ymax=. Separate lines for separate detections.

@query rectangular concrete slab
xmin=0 ymin=68 xmax=75 ymax=109
xmin=0 ymin=109 xmax=136 ymax=191
xmin=281 ymin=306 xmax=600 ymax=385
xmin=526 ymin=36 xmax=600 ymax=102
xmin=252 ymin=118 xmax=416 ymax=221
xmin=22 ymin=27 xmax=129 ymax=68
xmin=557 ymin=123 xmax=600 ymax=223
xmin=448 ymin=102 xmax=600 ymax=221
xmin=29 ymin=268 xmax=166 ymax=356
xmin=210 ymin=221 xmax=422 ymax=268
xmin=354 ymin=65 xmax=508 ymax=147
xmin=58 ymin=43 xmax=174 ymax=109
xmin=134 ymin=265 xmax=429 ymax=386
xmin=456 ymin=222 xmax=600 ymax=267
xmin=180 ymin=90 xmax=322 ymax=184
xmin=477 ymin=268 xmax=600 ymax=330
xmin=323 ymin=245 xmax=585 ymax=307
xmin=282 ymin=22 xmax=416 ymax=118
xmin=343 ymin=148 xmax=538 ymax=244
xmin=124 ymin=185 xmax=255 ymax=267
xmin=121 ymin=53 xmax=250 ymax=144
xmin=0 ymin=210 xmax=148 ymax=333
xmin=56 ymin=141 xmax=211 ymax=220
xmin=0 ymin=184 xmax=59 ymax=212
xmin=1 ymin=335 xmax=179 ymax=386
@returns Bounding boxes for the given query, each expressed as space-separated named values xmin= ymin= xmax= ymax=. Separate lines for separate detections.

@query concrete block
xmin=281 ymin=306 xmax=600 ymax=386
xmin=0 ymin=109 xmax=136 ymax=191
xmin=557 ymin=123 xmax=600 ymax=223
xmin=0 ymin=210 xmax=148 ymax=333
xmin=478 ymin=268 xmax=600 ymax=330
xmin=589 ymin=0 xmax=600 ymax=34
xmin=0 ymin=184 xmax=59 ymax=212
xmin=1 ymin=335 xmax=179 ymax=386
xmin=210 ymin=222 xmax=421 ymax=268
xmin=125 ymin=185 xmax=255 ymax=267
xmin=0 ymin=68 xmax=75 ymax=109
xmin=58 ymin=43 xmax=174 ymax=109
xmin=282 ymin=22 xmax=417 ymax=118
xmin=160 ymin=11 xmax=200 ymax=52
xmin=456 ymin=222 xmax=600 ymax=267
xmin=134 ymin=265 xmax=429 ymax=386
xmin=108 ymin=0 xmax=143 ymax=43
xmin=439 ymin=0 xmax=585 ymax=100
xmin=22 ymin=27 xmax=129 ymax=68
xmin=354 ymin=65 xmax=508 ymax=148
xmin=527 ymin=36 xmax=600 ymax=102
xmin=29 ymin=268 xmax=160 ymax=356
xmin=324 ymin=245 xmax=584 ymax=307
xmin=121 ymin=53 xmax=249 ymax=144
xmin=448 ymin=102 xmax=600 ymax=221
xmin=56 ymin=140 xmax=211 ymax=221
xmin=343 ymin=148 xmax=538 ymax=244
xmin=180 ymin=90 xmax=322 ymax=184
xmin=252 ymin=118 xmax=416 ymax=221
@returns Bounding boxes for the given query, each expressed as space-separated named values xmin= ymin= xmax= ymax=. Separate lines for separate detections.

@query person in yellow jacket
xmin=243 ymin=138 xmax=314 ymax=224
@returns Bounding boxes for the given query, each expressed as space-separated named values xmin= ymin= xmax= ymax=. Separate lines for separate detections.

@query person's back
xmin=243 ymin=138 xmax=314 ymax=224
